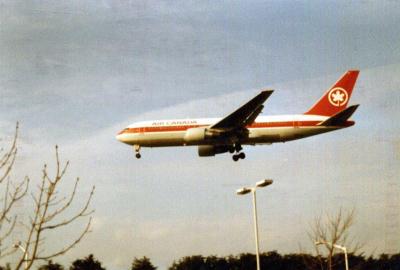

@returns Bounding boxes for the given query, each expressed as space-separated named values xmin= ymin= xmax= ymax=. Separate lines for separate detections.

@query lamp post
xmin=14 ymin=242 xmax=28 ymax=270
xmin=315 ymin=241 xmax=349 ymax=270
xmin=236 ymin=179 xmax=273 ymax=270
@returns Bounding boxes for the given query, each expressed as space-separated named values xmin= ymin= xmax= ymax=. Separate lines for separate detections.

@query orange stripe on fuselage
xmin=121 ymin=121 xmax=330 ymax=134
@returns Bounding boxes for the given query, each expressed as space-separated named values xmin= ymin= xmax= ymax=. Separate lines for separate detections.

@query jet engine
xmin=198 ymin=145 xmax=230 ymax=157
xmin=184 ymin=127 xmax=210 ymax=143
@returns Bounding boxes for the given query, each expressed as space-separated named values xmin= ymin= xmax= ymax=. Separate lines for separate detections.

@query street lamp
xmin=315 ymin=241 xmax=349 ymax=270
xmin=14 ymin=241 xmax=28 ymax=270
xmin=236 ymin=179 xmax=273 ymax=270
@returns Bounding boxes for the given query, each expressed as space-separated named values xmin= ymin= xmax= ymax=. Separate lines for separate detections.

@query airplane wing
xmin=210 ymin=90 xmax=273 ymax=131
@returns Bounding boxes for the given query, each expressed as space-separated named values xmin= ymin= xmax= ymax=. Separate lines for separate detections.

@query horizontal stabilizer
xmin=318 ymin=104 xmax=359 ymax=126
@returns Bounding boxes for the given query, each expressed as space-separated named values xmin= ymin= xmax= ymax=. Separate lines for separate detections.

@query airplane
xmin=116 ymin=70 xmax=359 ymax=161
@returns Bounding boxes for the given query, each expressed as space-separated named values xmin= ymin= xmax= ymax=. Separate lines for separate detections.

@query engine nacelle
xmin=198 ymin=145 xmax=230 ymax=157
xmin=184 ymin=127 xmax=208 ymax=143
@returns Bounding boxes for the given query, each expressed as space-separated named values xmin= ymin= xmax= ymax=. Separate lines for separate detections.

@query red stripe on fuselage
xmin=120 ymin=120 xmax=343 ymax=134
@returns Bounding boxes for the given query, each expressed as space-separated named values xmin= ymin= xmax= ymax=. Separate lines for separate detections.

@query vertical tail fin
xmin=305 ymin=70 xmax=359 ymax=116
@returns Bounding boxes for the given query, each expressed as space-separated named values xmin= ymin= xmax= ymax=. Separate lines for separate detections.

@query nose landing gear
xmin=134 ymin=145 xmax=141 ymax=159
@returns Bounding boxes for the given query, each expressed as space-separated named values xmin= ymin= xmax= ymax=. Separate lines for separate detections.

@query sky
xmin=0 ymin=0 xmax=399 ymax=269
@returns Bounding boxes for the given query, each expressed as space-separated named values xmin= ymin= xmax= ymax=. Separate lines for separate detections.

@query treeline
xmin=1 ymin=251 xmax=399 ymax=270
xmin=168 ymin=252 xmax=400 ymax=270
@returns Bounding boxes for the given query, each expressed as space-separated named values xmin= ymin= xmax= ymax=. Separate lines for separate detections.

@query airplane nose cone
xmin=116 ymin=128 xmax=133 ymax=144
xmin=116 ymin=129 xmax=126 ymax=142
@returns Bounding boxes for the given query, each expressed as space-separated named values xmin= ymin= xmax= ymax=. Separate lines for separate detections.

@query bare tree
xmin=14 ymin=145 xmax=95 ymax=270
xmin=0 ymin=124 xmax=95 ymax=270
xmin=309 ymin=208 xmax=363 ymax=270
xmin=0 ymin=123 xmax=29 ymax=259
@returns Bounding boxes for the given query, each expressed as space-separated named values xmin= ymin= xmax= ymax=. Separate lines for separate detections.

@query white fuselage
xmin=116 ymin=114 xmax=353 ymax=147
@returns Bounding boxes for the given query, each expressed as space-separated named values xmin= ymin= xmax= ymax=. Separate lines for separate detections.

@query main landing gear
xmin=231 ymin=144 xmax=245 ymax=162
xmin=232 ymin=152 xmax=245 ymax=161
xmin=134 ymin=144 xmax=141 ymax=159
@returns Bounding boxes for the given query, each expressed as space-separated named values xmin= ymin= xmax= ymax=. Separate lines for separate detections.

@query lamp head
xmin=256 ymin=179 xmax=273 ymax=188
xmin=236 ymin=187 xmax=252 ymax=195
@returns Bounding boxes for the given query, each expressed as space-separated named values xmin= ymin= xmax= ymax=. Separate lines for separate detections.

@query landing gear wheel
xmin=134 ymin=144 xmax=141 ymax=159
xmin=232 ymin=155 xmax=239 ymax=162
xmin=238 ymin=152 xmax=246 ymax=159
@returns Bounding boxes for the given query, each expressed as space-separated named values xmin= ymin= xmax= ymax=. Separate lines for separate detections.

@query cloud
xmin=2 ymin=62 xmax=398 ymax=269
xmin=66 ymin=214 xmax=254 ymax=269
xmin=27 ymin=63 xmax=395 ymax=269
xmin=1 ymin=1 xmax=400 ymax=268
